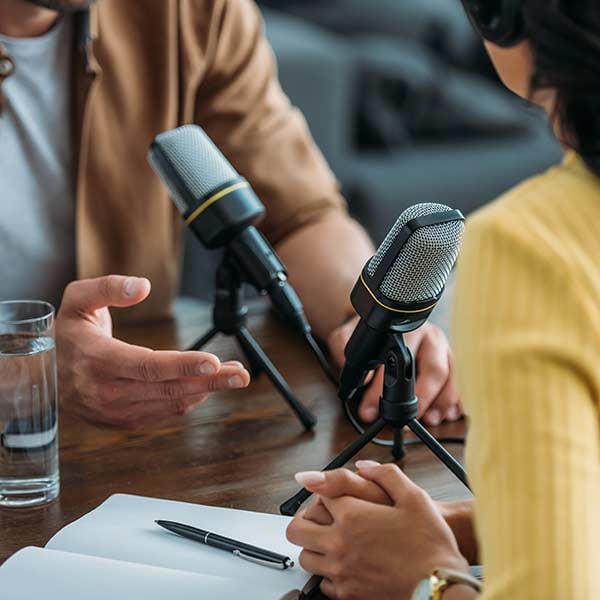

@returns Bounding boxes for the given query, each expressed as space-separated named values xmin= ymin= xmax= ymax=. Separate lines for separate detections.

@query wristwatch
xmin=411 ymin=568 xmax=482 ymax=600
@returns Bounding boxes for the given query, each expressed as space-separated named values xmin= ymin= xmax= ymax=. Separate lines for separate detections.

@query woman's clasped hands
xmin=286 ymin=462 xmax=471 ymax=600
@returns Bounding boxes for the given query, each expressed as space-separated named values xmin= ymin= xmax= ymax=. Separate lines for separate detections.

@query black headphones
xmin=461 ymin=0 xmax=526 ymax=47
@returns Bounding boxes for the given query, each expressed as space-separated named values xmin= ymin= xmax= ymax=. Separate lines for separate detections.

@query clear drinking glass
xmin=0 ymin=301 xmax=59 ymax=507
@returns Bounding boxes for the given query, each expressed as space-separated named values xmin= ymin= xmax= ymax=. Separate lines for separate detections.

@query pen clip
xmin=233 ymin=549 xmax=294 ymax=570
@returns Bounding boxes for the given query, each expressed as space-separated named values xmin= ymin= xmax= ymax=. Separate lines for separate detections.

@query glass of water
xmin=0 ymin=301 xmax=59 ymax=507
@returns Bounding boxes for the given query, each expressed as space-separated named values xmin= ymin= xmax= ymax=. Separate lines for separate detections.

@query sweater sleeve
xmin=193 ymin=0 xmax=346 ymax=245
xmin=452 ymin=206 xmax=600 ymax=600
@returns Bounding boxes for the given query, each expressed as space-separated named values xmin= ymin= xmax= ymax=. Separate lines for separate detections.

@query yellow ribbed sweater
xmin=453 ymin=152 xmax=600 ymax=600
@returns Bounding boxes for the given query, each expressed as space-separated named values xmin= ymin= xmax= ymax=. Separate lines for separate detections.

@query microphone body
xmin=229 ymin=228 xmax=309 ymax=334
xmin=339 ymin=203 xmax=465 ymax=401
xmin=148 ymin=126 xmax=310 ymax=335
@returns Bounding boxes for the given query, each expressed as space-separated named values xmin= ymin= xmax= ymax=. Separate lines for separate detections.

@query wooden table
xmin=0 ymin=299 xmax=470 ymax=590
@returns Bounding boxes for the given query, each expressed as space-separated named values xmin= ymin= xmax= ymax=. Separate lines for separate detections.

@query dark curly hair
xmin=523 ymin=1 xmax=600 ymax=176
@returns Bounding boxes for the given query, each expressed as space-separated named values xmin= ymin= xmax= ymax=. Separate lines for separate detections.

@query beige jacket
xmin=0 ymin=0 xmax=345 ymax=320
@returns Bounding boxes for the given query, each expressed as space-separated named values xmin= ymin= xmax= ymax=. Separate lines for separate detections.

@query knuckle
xmin=328 ymin=537 xmax=346 ymax=559
xmin=329 ymin=560 xmax=346 ymax=580
xmin=405 ymin=482 xmax=427 ymax=504
xmin=332 ymin=469 xmax=353 ymax=490
xmin=78 ymin=349 xmax=95 ymax=373
xmin=180 ymin=360 xmax=200 ymax=378
xmin=161 ymin=380 xmax=184 ymax=400
xmin=96 ymin=275 xmax=120 ymax=304
xmin=63 ymin=280 xmax=80 ymax=300
xmin=335 ymin=505 xmax=354 ymax=528
xmin=427 ymin=361 xmax=448 ymax=382
xmin=170 ymin=397 xmax=188 ymax=416
xmin=97 ymin=385 xmax=116 ymax=406
xmin=286 ymin=520 xmax=300 ymax=543
xmin=337 ymin=582 xmax=359 ymax=600
xmin=79 ymin=391 xmax=98 ymax=412
xmin=207 ymin=377 xmax=221 ymax=393
xmin=298 ymin=550 xmax=311 ymax=572
xmin=138 ymin=355 xmax=161 ymax=382
xmin=85 ymin=381 xmax=105 ymax=406
xmin=379 ymin=463 xmax=402 ymax=478
xmin=98 ymin=276 xmax=112 ymax=300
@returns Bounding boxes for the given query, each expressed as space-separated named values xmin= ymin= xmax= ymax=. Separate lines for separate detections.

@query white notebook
xmin=1 ymin=494 xmax=311 ymax=599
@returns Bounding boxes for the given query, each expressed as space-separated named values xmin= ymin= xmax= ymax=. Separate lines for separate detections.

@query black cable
xmin=303 ymin=334 xmax=466 ymax=447
xmin=304 ymin=332 xmax=339 ymax=386
xmin=343 ymin=384 xmax=465 ymax=447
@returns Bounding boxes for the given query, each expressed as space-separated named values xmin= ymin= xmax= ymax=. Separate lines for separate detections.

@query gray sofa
xmin=262 ymin=8 xmax=561 ymax=241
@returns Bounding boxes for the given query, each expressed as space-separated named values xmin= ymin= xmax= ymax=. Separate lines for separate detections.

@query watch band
xmin=412 ymin=567 xmax=482 ymax=600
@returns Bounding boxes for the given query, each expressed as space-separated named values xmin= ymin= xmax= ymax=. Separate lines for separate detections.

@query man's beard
xmin=23 ymin=0 xmax=95 ymax=11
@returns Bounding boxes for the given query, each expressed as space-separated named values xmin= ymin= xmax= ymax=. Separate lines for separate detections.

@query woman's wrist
xmin=437 ymin=500 xmax=479 ymax=565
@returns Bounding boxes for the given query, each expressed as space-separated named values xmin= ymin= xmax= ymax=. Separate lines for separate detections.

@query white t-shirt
xmin=0 ymin=17 xmax=75 ymax=309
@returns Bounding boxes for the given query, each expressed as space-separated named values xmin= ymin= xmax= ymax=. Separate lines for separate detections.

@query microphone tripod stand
xmin=280 ymin=332 xmax=469 ymax=516
xmin=188 ymin=252 xmax=317 ymax=431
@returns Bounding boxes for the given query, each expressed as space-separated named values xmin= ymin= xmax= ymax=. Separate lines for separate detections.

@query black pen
xmin=155 ymin=520 xmax=295 ymax=570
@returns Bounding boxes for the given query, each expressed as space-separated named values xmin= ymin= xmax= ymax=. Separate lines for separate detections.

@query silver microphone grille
xmin=367 ymin=203 xmax=464 ymax=303
xmin=148 ymin=125 xmax=239 ymax=214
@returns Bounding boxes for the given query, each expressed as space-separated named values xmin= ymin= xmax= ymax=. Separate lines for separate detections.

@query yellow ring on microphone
xmin=359 ymin=273 xmax=438 ymax=314
xmin=185 ymin=181 xmax=250 ymax=226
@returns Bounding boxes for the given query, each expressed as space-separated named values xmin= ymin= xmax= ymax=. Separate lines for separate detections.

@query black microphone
xmin=148 ymin=124 xmax=310 ymax=333
xmin=339 ymin=203 xmax=465 ymax=401
xmin=147 ymin=125 xmax=337 ymax=384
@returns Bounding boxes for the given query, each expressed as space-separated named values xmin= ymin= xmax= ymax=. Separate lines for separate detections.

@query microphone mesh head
xmin=367 ymin=203 xmax=464 ymax=303
xmin=148 ymin=125 xmax=239 ymax=214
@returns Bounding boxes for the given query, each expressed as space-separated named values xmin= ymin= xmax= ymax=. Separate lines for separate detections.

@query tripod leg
xmin=235 ymin=331 xmax=264 ymax=378
xmin=407 ymin=419 xmax=470 ymax=490
xmin=280 ymin=418 xmax=387 ymax=516
xmin=187 ymin=327 xmax=219 ymax=352
xmin=236 ymin=326 xmax=317 ymax=432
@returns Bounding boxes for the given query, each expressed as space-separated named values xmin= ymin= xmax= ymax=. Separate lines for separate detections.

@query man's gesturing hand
xmin=327 ymin=316 xmax=462 ymax=426
xmin=56 ymin=276 xmax=250 ymax=428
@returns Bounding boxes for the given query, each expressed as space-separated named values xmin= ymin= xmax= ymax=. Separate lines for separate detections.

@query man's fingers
xmin=108 ymin=364 xmax=250 ymax=403
xmin=327 ymin=316 xmax=359 ymax=368
xmin=99 ymin=367 xmax=250 ymax=427
xmin=423 ymin=370 xmax=462 ymax=426
xmin=90 ymin=337 xmax=227 ymax=382
xmin=295 ymin=468 xmax=392 ymax=505
xmin=414 ymin=333 xmax=451 ymax=419
xmin=357 ymin=367 xmax=383 ymax=423
xmin=61 ymin=276 xmax=151 ymax=316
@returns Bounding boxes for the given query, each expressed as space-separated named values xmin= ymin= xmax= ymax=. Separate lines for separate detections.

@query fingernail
xmin=123 ymin=277 xmax=140 ymax=297
xmin=447 ymin=406 xmax=460 ymax=421
xmin=295 ymin=471 xmax=326 ymax=488
xmin=355 ymin=460 xmax=380 ymax=470
xmin=426 ymin=410 xmax=441 ymax=426
xmin=363 ymin=406 xmax=379 ymax=421
xmin=198 ymin=362 xmax=217 ymax=375
xmin=225 ymin=361 xmax=244 ymax=370
xmin=227 ymin=375 xmax=245 ymax=389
